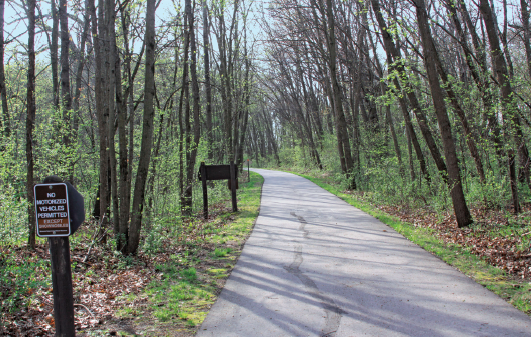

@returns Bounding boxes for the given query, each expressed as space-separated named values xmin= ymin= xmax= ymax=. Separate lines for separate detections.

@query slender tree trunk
xmin=434 ymin=49 xmax=485 ymax=183
xmin=117 ymin=5 xmax=131 ymax=253
xmin=72 ymin=0 xmax=91 ymax=184
xmin=26 ymin=0 xmax=36 ymax=249
xmin=92 ymin=0 xmax=109 ymax=239
xmin=371 ymin=0 xmax=445 ymax=181
xmin=203 ymin=0 xmax=213 ymax=161
xmin=415 ymin=0 xmax=472 ymax=227
xmin=59 ymin=0 xmax=72 ymax=116
xmin=479 ymin=0 xmax=531 ymax=199
xmin=178 ymin=19 xmax=189 ymax=214
xmin=183 ymin=0 xmax=202 ymax=214
xmin=51 ymin=0 xmax=59 ymax=108
xmin=260 ymin=107 xmax=280 ymax=165
xmin=182 ymin=18 xmax=192 ymax=214
xmin=146 ymin=112 xmax=164 ymax=221
xmin=522 ymin=0 xmax=531 ymax=82
xmin=371 ymin=0 xmax=430 ymax=182
xmin=59 ymin=0 xmax=73 ymax=182
xmin=127 ymin=0 xmax=156 ymax=255
xmin=448 ymin=0 xmax=501 ymax=155
xmin=406 ymin=125 xmax=416 ymax=181
xmin=367 ymin=27 xmax=403 ymax=171
xmin=296 ymin=56 xmax=323 ymax=170
xmin=0 ymin=0 xmax=9 ymax=138
xmin=509 ymin=149 xmax=520 ymax=213
xmin=105 ymin=0 xmax=119 ymax=236
xmin=324 ymin=0 xmax=355 ymax=188
xmin=385 ymin=105 xmax=402 ymax=168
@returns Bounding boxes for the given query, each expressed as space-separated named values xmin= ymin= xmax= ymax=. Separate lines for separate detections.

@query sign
xmin=34 ymin=183 xmax=71 ymax=237
xmin=198 ymin=162 xmax=238 ymax=219
xmin=199 ymin=164 xmax=231 ymax=181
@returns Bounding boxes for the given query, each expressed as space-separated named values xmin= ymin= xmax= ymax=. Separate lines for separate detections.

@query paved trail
xmin=197 ymin=169 xmax=531 ymax=336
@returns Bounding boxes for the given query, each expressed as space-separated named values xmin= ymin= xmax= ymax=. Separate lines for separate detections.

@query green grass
xmin=213 ymin=247 xmax=232 ymax=257
xmin=147 ymin=266 xmax=211 ymax=325
xmin=291 ymin=171 xmax=531 ymax=315
xmin=112 ymin=171 xmax=264 ymax=334
xmin=0 ymin=254 xmax=50 ymax=315
xmin=207 ymin=268 xmax=229 ymax=279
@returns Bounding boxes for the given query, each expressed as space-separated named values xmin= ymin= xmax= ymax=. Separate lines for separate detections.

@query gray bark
xmin=128 ymin=0 xmax=156 ymax=255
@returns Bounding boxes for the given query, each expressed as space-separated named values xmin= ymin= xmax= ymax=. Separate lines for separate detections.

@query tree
xmin=182 ymin=0 xmax=202 ymax=213
xmin=26 ymin=0 xmax=36 ymax=249
xmin=0 ymin=0 xmax=9 ymax=138
xmin=479 ymin=0 xmax=529 ymax=213
xmin=413 ymin=0 xmax=473 ymax=227
xmin=128 ymin=0 xmax=156 ymax=255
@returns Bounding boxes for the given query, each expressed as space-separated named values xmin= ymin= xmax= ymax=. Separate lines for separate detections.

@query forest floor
xmin=0 ymin=171 xmax=263 ymax=337
xmin=291 ymin=170 xmax=531 ymax=316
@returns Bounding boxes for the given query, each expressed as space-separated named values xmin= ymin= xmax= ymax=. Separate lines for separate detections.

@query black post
xmin=247 ymin=159 xmax=250 ymax=182
xmin=200 ymin=162 xmax=208 ymax=219
xmin=230 ymin=161 xmax=237 ymax=212
xmin=49 ymin=237 xmax=75 ymax=336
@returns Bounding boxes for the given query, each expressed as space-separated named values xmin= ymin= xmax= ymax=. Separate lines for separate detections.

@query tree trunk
xmin=0 ymin=0 xmax=9 ymax=138
xmin=177 ymin=18 xmax=189 ymax=214
xmin=324 ymin=0 xmax=355 ymax=188
xmin=92 ymin=0 xmax=109 ymax=240
xmin=127 ymin=0 xmax=156 ymax=255
xmin=214 ymin=5 xmax=234 ymax=160
xmin=406 ymin=124 xmax=416 ymax=181
xmin=59 ymin=0 xmax=73 ymax=182
xmin=479 ymin=0 xmax=531 ymax=200
xmin=203 ymin=0 xmax=213 ymax=161
xmin=51 ymin=0 xmax=59 ymax=108
xmin=71 ymin=0 xmax=91 ymax=184
xmin=183 ymin=0 xmax=202 ymax=214
xmin=117 ymin=4 xmax=131 ymax=253
xmin=452 ymin=0 xmax=501 ymax=153
xmin=105 ymin=0 xmax=119 ymax=237
xmin=522 ymin=0 xmax=531 ymax=82
xmin=509 ymin=150 xmax=520 ymax=213
xmin=372 ymin=0 xmax=445 ymax=178
xmin=415 ymin=0 xmax=472 ymax=227
xmin=434 ymin=49 xmax=485 ymax=184
xmin=26 ymin=0 xmax=36 ymax=249
xmin=371 ymin=0 xmax=431 ymax=182
xmin=59 ymin=0 xmax=72 ymax=116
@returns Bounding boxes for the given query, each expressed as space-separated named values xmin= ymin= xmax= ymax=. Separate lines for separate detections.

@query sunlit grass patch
xmin=213 ymin=247 xmax=232 ymax=257
xmin=207 ymin=268 xmax=228 ymax=279
xmin=148 ymin=267 xmax=214 ymax=323
xmin=110 ymin=171 xmax=264 ymax=334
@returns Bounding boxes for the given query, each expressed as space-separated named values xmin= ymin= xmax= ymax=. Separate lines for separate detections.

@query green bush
xmin=0 ymin=255 xmax=49 ymax=314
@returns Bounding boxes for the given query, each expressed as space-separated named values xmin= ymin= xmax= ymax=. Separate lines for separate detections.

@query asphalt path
xmin=197 ymin=169 xmax=531 ymax=336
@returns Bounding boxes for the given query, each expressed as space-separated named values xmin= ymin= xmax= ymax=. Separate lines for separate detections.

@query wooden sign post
xmin=34 ymin=176 xmax=84 ymax=336
xmin=247 ymin=159 xmax=250 ymax=182
xmin=200 ymin=163 xmax=208 ymax=218
xmin=198 ymin=162 xmax=238 ymax=219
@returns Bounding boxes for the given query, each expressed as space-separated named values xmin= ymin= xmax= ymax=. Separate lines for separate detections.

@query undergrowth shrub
xmin=0 ymin=255 xmax=49 ymax=315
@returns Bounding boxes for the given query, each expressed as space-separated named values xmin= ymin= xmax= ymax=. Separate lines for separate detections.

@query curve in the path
xmin=197 ymin=169 xmax=531 ymax=337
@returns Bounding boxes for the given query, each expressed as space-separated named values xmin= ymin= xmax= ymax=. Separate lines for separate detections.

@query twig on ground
xmin=74 ymin=303 xmax=95 ymax=318
xmin=84 ymin=215 xmax=106 ymax=263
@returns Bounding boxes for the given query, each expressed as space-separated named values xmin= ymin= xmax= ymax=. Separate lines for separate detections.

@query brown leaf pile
xmin=376 ymin=204 xmax=531 ymax=279
xmin=1 ymin=203 xmax=235 ymax=336
xmin=1 ymin=243 xmax=154 ymax=336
